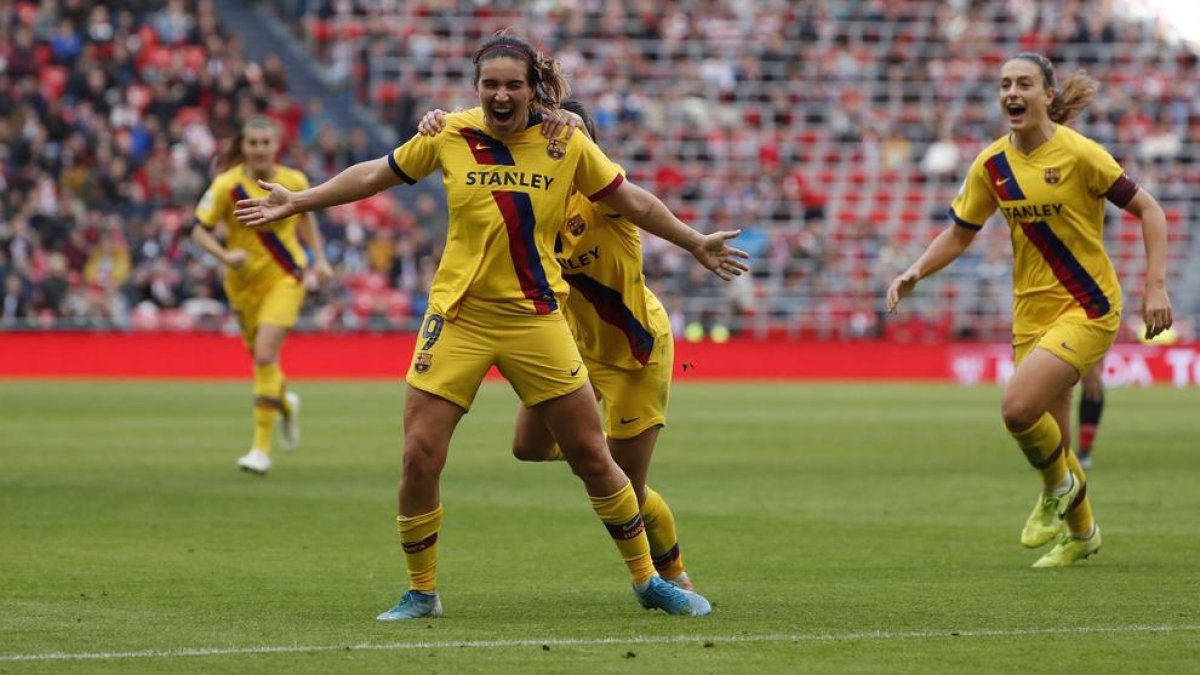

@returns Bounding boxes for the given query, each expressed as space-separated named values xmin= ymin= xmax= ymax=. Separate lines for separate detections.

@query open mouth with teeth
xmin=490 ymin=105 xmax=515 ymax=123
xmin=1006 ymin=102 xmax=1027 ymax=125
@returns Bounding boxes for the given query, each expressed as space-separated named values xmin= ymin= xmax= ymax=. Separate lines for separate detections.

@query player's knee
xmin=561 ymin=442 xmax=610 ymax=480
xmin=1000 ymin=396 xmax=1040 ymax=432
xmin=402 ymin=434 xmax=447 ymax=479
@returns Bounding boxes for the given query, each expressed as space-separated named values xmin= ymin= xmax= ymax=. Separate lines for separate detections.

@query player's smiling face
xmin=999 ymin=59 xmax=1051 ymax=132
xmin=241 ymin=127 xmax=278 ymax=175
xmin=476 ymin=57 xmax=533 ymax=137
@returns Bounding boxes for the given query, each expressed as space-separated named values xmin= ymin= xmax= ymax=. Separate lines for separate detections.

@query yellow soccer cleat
xmin=1032 ymin=525 xmax=1101 ymax=568
xmin=1020 ymin=473 xmax=1081 ymax=548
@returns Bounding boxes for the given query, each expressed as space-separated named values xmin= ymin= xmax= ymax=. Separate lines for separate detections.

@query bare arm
xmin=885 ymin=224 xmax=977 ymax=312
xmin=1123 ymin=188 xmax=1173 ymax=339
xmin=235 ymin=157 xmax=404 ymax=227
xmin=190 ymin=222 xmax=245 ymax=268
xmin=597 ymin=179 xmax=750 ymax=280
xmin=298 ymin=212 xmax=333 ymax=284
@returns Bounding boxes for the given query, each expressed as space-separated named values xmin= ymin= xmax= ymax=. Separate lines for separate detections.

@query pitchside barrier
xmin=1 ymin=332 xmax=1197 ymax=387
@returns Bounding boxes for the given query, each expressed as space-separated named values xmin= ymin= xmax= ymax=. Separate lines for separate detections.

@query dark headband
xmin=476 ymin=42 xmax=535 ymax=65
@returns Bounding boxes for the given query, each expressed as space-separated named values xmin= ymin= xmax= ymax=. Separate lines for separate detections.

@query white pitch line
xmin=2 ymin=624 xmax=1196 ymax=662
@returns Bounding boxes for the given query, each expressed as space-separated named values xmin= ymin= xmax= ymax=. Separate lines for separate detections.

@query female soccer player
xmin=234 ymin=34 xmax=748 ymax=618
xmin=886 ymin=53 xmax=1172 ymax=567
xmin=418 ymin=100 xmax=698 ymax=591
xmin=190 ymin=115 xmax=333 ymax=475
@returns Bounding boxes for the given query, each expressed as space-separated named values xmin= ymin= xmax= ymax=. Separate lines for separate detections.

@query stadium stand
xmin=2 ymin=0 xmax=1197 ymax=342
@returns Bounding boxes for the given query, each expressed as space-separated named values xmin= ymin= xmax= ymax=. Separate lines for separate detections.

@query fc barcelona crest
xmin=567 ymin=214 xmax=587 ymax=236
xmin=414 ymin=352 xmax=433 ymax=373
xmin=547 ymin=138 xmax=566 ymax=160
xmin=1044 ymin=168 xmax=1061 ymax=184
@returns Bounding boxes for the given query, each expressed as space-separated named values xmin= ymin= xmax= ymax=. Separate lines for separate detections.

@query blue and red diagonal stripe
xmin=983 ymin=152 xmax=1026 ymax=202
xmin=257 ymin=231 xmax=304 ymax=280
xmin=232 ymin=183 xmax=304 ymax=280
xmin=564 ymin=273 xmax=655 ymax=365
xmin=493 ymin=190 xmax=557 ymax=314
xmin=1020 ymin=220 xmax=1110 ymax=318
xmin=461 ymin=128 xmax=515 ymax=166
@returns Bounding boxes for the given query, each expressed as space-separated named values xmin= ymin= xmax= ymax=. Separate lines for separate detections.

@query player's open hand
xmin=886 ymin=270 xmax=920 ymax=313
xmin=234 ymin=180 xmax=297 ymax=228
xmin=418 ymin=109 xmax=448 ymax=136
xmin=1142 ymin=285 xmax=1173 ymax=340
xmin=691 ymin=230 xmax=750 ymax=281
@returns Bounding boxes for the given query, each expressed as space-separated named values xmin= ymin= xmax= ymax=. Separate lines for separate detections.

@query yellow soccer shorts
xmin=586 ymin=333 xmax=672 ymax=440
xmin=406 ymin=302 xmax=589 ymax=411
xmin=1013 ymin=312 xmax=1119 ymax=376
xmin=227 ymin=276 xmax=306 ymax=349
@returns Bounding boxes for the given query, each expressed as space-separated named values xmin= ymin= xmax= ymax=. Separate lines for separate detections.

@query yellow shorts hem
xmin=1038 ymin=343 xmax=1095 ymax=377
xmin=522 ymin=379 xmax=588 ymax=408
xmin=606 ymin=417 xmax=666 ymax=440
xmin=405 ymin=379 xmax=473 ymax=413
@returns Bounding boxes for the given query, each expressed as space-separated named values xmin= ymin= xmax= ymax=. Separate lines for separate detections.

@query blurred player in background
xmin=1076 ymin=360 xmax=1104 ymax=470
xmin=887 ymin=53 xmax=1173 ymax=567
xmin=190 ymin=115 xmax=333 ymax=475
xmin=234 ymin=33 xmax=747 ymax=619
xmin=419 ymin=99 xmax=698 ymax=591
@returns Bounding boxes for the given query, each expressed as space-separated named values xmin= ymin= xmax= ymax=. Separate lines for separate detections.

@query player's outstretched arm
xmin=1122 ymin=188 xmax=1173 ymax=340
xmin=885 ymin=224 xmax=976 ymax=313
xmin=598 ymin=179 xmax=750 ymax=281
xmin=234 ymin=157 xmax=403 ymax=227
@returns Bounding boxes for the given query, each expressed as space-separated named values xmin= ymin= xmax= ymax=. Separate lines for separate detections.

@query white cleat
xmin=278 ymin=392 xmax=301 ymax=452
xmin=237 ymin=448 xmax=271 ymax=475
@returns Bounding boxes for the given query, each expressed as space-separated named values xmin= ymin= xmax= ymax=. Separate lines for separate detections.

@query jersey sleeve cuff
xmin=1104 ymin=174 xmax=1138 ymax=208
xmin=587 ymin=173 xmax=625 ymax=202
xmin=948 ymin=208 xmax=983 ymax=231
xmin=386 ymin=153 xmax=416 ymax=184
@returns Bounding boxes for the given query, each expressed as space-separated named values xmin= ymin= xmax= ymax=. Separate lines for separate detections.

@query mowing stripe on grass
xmin=3 ymin=624 xmax=1197 ymax=662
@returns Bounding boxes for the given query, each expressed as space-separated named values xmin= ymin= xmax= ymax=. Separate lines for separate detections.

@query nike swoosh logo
xmin=620 ymin=417 xmax=640 ymax=425
xmin=471 ymin=141 xmax=489 ymax=151
xmin=1060 ymin=341 xmax=1075 ymax=352
xmin=569 ymin=365 xmax=582 ymax=376
xmin=995 ymin=178 xmax=1009 ymax=186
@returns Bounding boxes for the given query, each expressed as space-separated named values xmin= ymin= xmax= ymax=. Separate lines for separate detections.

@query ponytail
xmin=1048 ymin=71 xmax=1100 ymax=124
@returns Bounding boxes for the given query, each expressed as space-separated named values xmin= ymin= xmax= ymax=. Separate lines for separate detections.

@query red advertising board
xmin=1 ymin=332 xmax=1196 ymax=386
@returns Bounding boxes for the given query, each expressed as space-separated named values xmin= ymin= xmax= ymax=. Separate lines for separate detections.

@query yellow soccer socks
xmin=642 ymin=487 xmax=685 ymax=580
xmin=398 ymin=505 xmax=443 ymax=592
xmin=1012 ymin=412 xmax=1070 ymax=490
xmin=590 ymin=482 xmax=656 ymax=585
xmin=1064 ymin=448 xmax=1096 ymax=537
xmin=251 ymin=363 xmax=285 ymax=453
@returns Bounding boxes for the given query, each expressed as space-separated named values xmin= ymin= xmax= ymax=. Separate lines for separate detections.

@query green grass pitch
xmin=2 ymin=380 xmax=1198 ymax=674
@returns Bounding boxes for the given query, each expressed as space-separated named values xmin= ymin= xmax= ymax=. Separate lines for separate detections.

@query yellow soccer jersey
xmin=195 ymin=164 xmax=311 ymax=290
xmin=388 ymin=107 xmax=624 ymax=317
xmin=949 ymin=125 xmax=1137 ymax=339
xmin=557 ymin=192 xmax=670 ymax=369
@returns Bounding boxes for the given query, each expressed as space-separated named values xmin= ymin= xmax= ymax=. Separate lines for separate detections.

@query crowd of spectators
xmin=3 ymin=0 xmax=1198 ymax=342
xmin=270 ymin=0 xmax=1200 ymax=341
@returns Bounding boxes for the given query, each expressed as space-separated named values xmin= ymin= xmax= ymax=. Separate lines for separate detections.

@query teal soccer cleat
xmin=375 ymin=590 xmax=443 ymax=621
xmin=634 ymin=576 xmax=711 ymax=616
